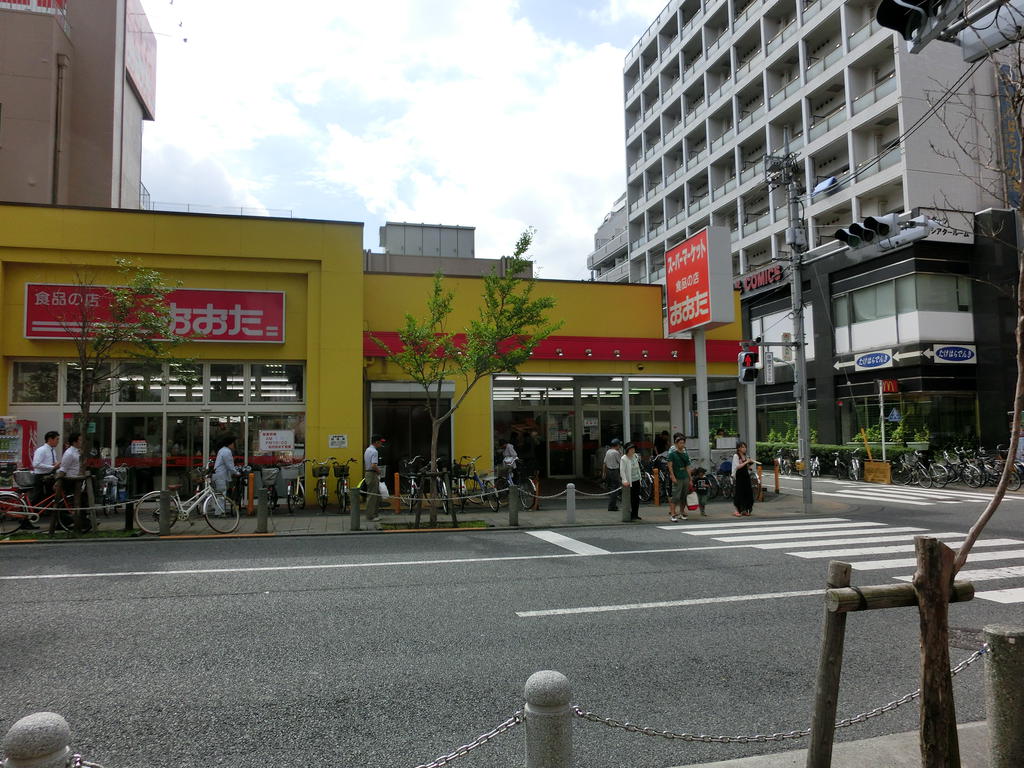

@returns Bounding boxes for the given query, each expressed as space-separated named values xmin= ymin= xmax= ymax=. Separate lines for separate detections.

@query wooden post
xmin=806 ymin=561 xmax=852 ymax=768
xmin=774 ymin=459 xmax=780 ymax=495
xmin=913 ymin=537 xmax=960 ymax=768
xmin=391 ymin=471 xmax=401 ymax=514
xmin=757 ymin=464 xmax=764 ymax=501
xmin=653 ymin=469 xmax=661 ymax=506
xmin=532 ymin=473 xmax=540 ymax=510
xmin=247 ymin=472 xmax=255 ymax=516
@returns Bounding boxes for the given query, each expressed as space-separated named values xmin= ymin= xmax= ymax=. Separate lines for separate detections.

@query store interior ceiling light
xmin=494 ymin=375 xmax=574 ymax=381
xmin=610 ymin=377 xmax=683 ymax=382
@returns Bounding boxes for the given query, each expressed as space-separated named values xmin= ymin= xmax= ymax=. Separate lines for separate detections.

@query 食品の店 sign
xmin=24 ymin=284 xmax=285 ymax=343
xmin=665 ymin=227 xmax=733 ymax=335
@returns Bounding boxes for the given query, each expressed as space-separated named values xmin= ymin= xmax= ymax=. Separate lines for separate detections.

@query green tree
xmin=374 ymin=229 xmax=561 ymax=525
xmin=61 ymin=258 xmax=189 ymax=458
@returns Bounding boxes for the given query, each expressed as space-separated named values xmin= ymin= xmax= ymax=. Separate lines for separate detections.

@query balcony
xmin=768 ymin=78 xmax=802 ymax=109
xmin=737 ymin=103 xmax=765 ymax=132
xmin=806 ymin=43 xmax=843 ymax=83
xmin=766 ymin=20 xmax=797 ymax=55
xmin=708 ymin=84 xmax=730 ymax=106
xmin=644 ymin=101 xmax=659 ymax=120
xmin=629 ymin=157 xmax=645 ymax=176
xmin=627 ymin=120 xmax=642 ymax=140
xmin=664 ymin=121 xmax=686 ymax=145
xmin=663 ymin=78 xmax=683 ymax=104
xmin=665 ymin=165 xmax=687 ymax=188
xmin=687 ymin=195 xmax=710 ymax=215
xmin=629 ymin=198 xmax=644 ymax=214
xmin=848 ymin=18 xmax=881 ymax=49
xmin=646 ymin=182 xmax=664 ymax=200
xmin=734 ymin=0 xmax=763 ymax=29
xmin=802 ymin=0 xmax=825 ymax=23
xmin=643 ymin=60 xmax=660 ymax=82
xmin=742 ymin=211 xmax=771 ymax=235
xmin=684 ymin=98 xmax=706 ymax=121
xmin=853 ymin=146 xmax=901 ymax=183
xmin=666 ymin=209 xmax=688 ymax=230
xmin=687 ymin=146 xmax=708 ymax=167
xmin=597 ymin=259 xmax=631 ymax=282
xmin=740 ymin=159 xmax=765 ymax=184
xmin=806 ymin=108 xmax=847 ymax=141
xmin=645 ymin=140 xmax=663 ymax=159
xmin=649 ymin=265 xmax=667 ymax=282
xmin=630 ymin=235 xmax=647 ymax=250
xmin=710 ymin=128 xmax=735 ymax=152
xmin=682 ymin=55 xmax=706 ymax=84
xmin=851 ymin=75 xmax=897 ymax=115
xmin=706 ymin=34 xmax=728 ymax=58
xmin=711 ymin=177 xmax=738 ymax=200
xmin=586 ymin=229 xmax=629 ymax=270
xmin=735 ymin=52 xmax=765 ymax=82
xmin=625 ymin=81 xmax=642 ymax=103
xmin=809 ymin=108 xmax=847 ymax=141
xmin=648 ymin=222 xmax=666 ymax=240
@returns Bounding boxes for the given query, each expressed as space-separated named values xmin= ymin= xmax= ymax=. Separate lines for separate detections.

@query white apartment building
xmin=589 ymin=0 xmax=1002 ymax=285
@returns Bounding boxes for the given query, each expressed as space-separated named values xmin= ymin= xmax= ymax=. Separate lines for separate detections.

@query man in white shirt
xmin=363 ymin=434 xmax=386 ymax=522
xmin=24 ymin=430 xmax=61 ymax=529
xmin=601 ymin=438 xmax=623 ymax=511
xmin=57 ymin=432 xmax=87 ymax=531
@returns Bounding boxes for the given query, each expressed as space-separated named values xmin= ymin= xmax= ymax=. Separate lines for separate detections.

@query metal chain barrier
xmin=572 ymin=644 xmax=989 ymax=744
xmin=411 ymin=711 xmax=522 ymax=768
xmin=68 ymin=755 xmax=107 ymax=768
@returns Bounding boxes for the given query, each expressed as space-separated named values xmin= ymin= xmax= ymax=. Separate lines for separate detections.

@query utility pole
xmin=766 ymin=129 xmax=813 ymax=513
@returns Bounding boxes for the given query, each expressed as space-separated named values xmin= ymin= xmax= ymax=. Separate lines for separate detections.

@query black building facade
xmin=710 ymin=209 xmax=1020 ymax=447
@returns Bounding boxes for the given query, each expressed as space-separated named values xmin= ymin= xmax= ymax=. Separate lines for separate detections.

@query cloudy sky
xmin=138 ymin=0 xmax=668 ymax=279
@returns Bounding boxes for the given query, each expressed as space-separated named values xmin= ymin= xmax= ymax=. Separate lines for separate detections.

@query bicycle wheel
xmin=929 ymin=464 xmax=951 ymax=488
xmin=916 ymin=466 xmax=933 ymax=488
xmin=493 ymin=477 xmax=510 ymax=507
xmin=135 ymin=491 xmax=174 ymax=535
xmin=520 ymin=477 xmax=537 ymax=509
xmin=337 ymin=480 xmax=350 ymax=513
xmin=457 ymin=479 xmax=468 ymax=514
xmin=317 ymin=480 xmax=328 ymax=512
xmin=286 ymin=482 xmax=297 ymax=514
xmin=848 ymin=461 xmax=860 ymax=482
xmin=438 ymin=480 xmax=451 ymax=516
xmin=638 ymin=472 xmax=653 ymax=503
xmin=203 ymin=493 xmax=240 ymax=533
xmin=409 ymin=484 xmax=423 ymax=515
xmin=0 ymin=492 xmax=27 ymax=535
xmin=834 ymin=461 xmax=846 ymax=480
xmin=482 ymin=479 xmax=499 ymax=512
xmin=963 ymin=464 xmax=984 ymax=488
xmin=782 ymin=460 xmax=793 ymax=476
xmin=890 ymin=463 xmax=910 ymax=485
xmin=1007 ymin=465 xmax=1022 ymax=492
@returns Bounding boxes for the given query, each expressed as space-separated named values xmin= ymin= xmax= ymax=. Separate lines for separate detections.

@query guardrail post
xmin=158 ymin=490 xmax=171 ymax=536
xmin=524 ymin=670 xmax=572 ymax=768
xmin=806 ymin=560 xmax=852 ymax=768
xmin=508 ymin=480 xmax=520 ymax=527
xmin=2 ymin=711 xmax=72 ymax=768
xmin=255 ymin=487 xmax=268 ymax=534
xmin=350 ymin=488 xmax=362 ymax=531
xmin=984 ymin=624 xmax=1024 ymax=768
xmin=565 ymin=483 xmax=576 ymax=524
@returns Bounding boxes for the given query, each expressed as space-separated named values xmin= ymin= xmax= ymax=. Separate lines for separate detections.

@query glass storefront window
xmin=210 ymin=363 xmax=244 ymax=403
xmin=11 ymin=361 xmax=58 ymax=403
xmin=116 ymin=362 xmax=164 ymax=403
xmin=250 ymin=363 xmax=304 ymax=403
xmin=168 ymin=362 xmax=203 ymax=403
xmin=114 ymin=414 xmax=163 ymax=496
xmin=247 ymin=413 xmax=306 ymax=465
xmin=61 ymin=413 xmax=112 ymax=468
xmin=66 ymin=363 xmax=112 ymax=404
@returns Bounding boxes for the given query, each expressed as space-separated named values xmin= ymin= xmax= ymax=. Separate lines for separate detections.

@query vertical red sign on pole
xmin=666 ymin=230 xmax=712 ymax=334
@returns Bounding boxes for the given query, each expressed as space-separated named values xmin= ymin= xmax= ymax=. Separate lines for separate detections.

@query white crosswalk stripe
xmin=663 ymin=517 xmax=1024 ymax=603
xmin=778 ymin=478 xmax=1024 ymax=506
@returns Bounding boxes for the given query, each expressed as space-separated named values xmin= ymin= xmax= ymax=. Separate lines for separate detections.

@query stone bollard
xmin=158 ymin=489 xmax=171 ymax=536
xmin=2 ymin=712 xmax=72 ymax=768
xmin=525 ymin=670 xmax=572 ymax=768
xmin=255 ymin=487 xmax=268 ymax=534
xmin=565 ymin=483 xmax=576 ymax=525
xmin=349 ymin=488 xmax=361 ymax=531
xmin=985 ymin=624 xmax=1024 ymax=768
xmin=508 ymin=481 xmax=520 ymax=527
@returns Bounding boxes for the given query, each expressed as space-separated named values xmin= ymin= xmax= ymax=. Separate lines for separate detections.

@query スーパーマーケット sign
xmin=665 ymin=227 xmax=734 ymax=335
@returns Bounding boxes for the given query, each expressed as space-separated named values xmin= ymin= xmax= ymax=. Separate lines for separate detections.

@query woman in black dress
xmin=731 ymin=441 xmax=756 ymax=517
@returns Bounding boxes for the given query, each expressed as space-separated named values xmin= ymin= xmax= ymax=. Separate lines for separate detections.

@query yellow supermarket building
xmin=0 ymin=203 xmax=744 ymax=492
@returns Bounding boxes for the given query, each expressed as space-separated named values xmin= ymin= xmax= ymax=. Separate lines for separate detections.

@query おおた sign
xmin=665 ymin=227 xmax=734 ymax=335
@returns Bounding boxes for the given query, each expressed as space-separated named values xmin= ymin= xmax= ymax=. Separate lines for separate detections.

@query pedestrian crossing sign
xmin=887 ymin=408 xmax=901 ymax=422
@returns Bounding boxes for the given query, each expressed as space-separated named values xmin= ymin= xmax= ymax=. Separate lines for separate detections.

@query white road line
xmin=516 ymin=589 xmax=824 ymax=617
xmin=853 ymin=548 xmax=1024 ymax=571
xmin=682 ymin=522 xmax=884 ymax=537
xmin=787 ymin=539 xmax=1021 ymax=559
xmin=752 ymin=531 xmax=958 ymax=549
xmin=896 ymin=565 xmax=1024 ymax=583
xmin=810 ymin=491 xmax=934 ymax=506
xmin=0 ymin=543 xmax=755 ymax=582
xmin=526 ymin=530 xmax=610 ymax=555
xmin=714 ymin=527 xmax=908 ymax=543
xmin=841 ymin=485 xmax=998 ymax=501
xmin=974 ymin=587 xmax=1024 ymax=604
xmin=658 ymin=517 xmax=851 ymax=531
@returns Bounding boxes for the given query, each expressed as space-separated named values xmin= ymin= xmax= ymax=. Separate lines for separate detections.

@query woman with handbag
xmin=620 ymin=442 xmax=643 ymax=520
xmin=732 ymin=441 xmax=756 ymax=517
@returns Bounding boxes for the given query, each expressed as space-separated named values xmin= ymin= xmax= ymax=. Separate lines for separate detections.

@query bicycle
xmin=311 ymin=457 xmax=335 ymax=512
xmin=452 ymin=456 xmax=499 ymax=513
xmin=281 ymin=459 xmax=310 ymax=514
xmin=494 ymin=457 xmax=537 ymax=509
xmin=0 ymin=476 xmax=76 ymax=535
xmin=134 ymin=477 xmax=240 ymax=535
xmin=335 ymin=457 xmax=357 ymax=513
xmin=257 ymin=464 xmax=280 ymax=509
xmin=848 ymin=449 xmax=863 ymax=481
xmin=775 ymin=447 xmax=793 ymax=476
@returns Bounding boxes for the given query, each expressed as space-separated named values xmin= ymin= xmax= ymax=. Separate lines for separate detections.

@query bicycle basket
xmin=187 ymin=467 xmax=207 ymax=482
xmin=279 ymin=464 xmax=302 ymax=481
xmin=259 ymin=467 xmax=280 ymax=485
xmin=313 ymin=465 xmax=330 ymax=477
xmin=13 ymin=470 xmax=34 ymax=489
xmin=333 ymin=464 xmax=350 ymax=478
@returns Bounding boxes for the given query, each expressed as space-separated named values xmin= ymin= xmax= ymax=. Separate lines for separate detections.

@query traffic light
xmin=834 ymin=214 xmax=935 ymax=253
xmin=738 ymin=350 xmax=759 ymax=384
xmin=876 ymin=0 xmax=933 ymax=40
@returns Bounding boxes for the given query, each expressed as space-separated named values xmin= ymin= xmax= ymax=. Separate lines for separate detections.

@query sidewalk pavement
xmin=676 ymin=720 xmax=988 ymax=767
xmin=43 ymin=480 xmax=859 ymax=538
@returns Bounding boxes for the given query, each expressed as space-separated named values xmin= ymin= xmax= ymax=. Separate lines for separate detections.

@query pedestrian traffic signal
xmin=738 ymin=351 xmax=759 ymax=384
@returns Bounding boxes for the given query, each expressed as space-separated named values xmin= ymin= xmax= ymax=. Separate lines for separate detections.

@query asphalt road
xmin=2 ymin=488 xmax=1022 ymax=768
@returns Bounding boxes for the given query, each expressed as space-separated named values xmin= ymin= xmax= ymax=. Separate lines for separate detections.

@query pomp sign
xmin=24 ymin=284 xmax=286 ymax=343
xmin=665 ymin=227 xmax=734 ymax=335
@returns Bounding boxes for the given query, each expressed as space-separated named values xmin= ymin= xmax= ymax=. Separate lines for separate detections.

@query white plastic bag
xmin=378 ymin=481 xmax=390 ymax=499
xmin=686 ymin=491 xmax=699 ymax=512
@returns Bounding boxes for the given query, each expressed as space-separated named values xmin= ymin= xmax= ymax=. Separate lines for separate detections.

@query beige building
xmin=0 ymin=0 xmax=155 ymax=208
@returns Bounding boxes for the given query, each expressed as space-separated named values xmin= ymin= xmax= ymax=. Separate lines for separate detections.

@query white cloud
xmin=141 ymin=0 xmax=632 ymax=279
xmin=587 ymin=0 xmax=669 ymax=25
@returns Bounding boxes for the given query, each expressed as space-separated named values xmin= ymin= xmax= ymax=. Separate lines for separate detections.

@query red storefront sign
xmin=24 ymin=284 xmax=286 ymax=343
xmin=666 ymin=230 xmax=712 ymax=334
